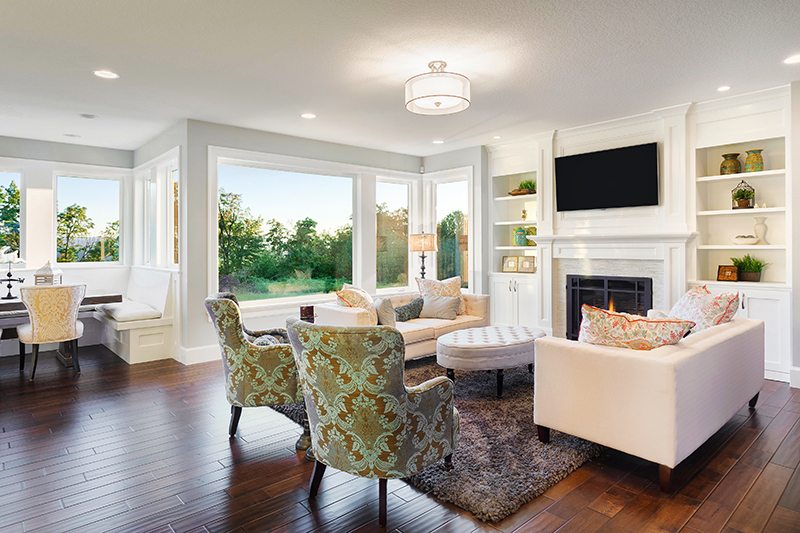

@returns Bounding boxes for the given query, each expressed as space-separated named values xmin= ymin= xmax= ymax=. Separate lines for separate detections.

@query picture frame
xmin=501 ymin=256 xmax=519 ymax=273
xmin=717 ymin=265 xmax=738 ymax=282
xmin=518 ymin=256 xmax=536 ymax=273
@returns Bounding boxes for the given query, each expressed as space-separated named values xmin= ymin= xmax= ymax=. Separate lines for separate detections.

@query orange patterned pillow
xmin=669 ymin=286 xmax=739 ymax=331
xmin=578 ymin=304 xmax=695 ymax=351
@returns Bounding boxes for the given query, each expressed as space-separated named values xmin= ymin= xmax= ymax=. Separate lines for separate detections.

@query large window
xmin=56 ymin=176 xmax=120 ymax=263
xmin=217 ymin=163 xmax=353 ymax=301
xmin=0 ymin=172 xmax=21 ymax=254
xmin=435 ymin=179 xmax=469 ymax=287
xmin=170 ymin=168 xmax=179 ymax=265
xmin=376 ymin=180 xmax=409 ymax=289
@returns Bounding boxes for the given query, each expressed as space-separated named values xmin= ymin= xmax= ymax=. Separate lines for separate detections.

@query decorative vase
xmin=514 ymin=227 xmax=527 ymax=246
xmin=739 ymin=271 xmax=761 ymax=282
xmin=753 ymin=216 xmax=768 ymax=244
xmin=720 ymin=153 xmax=741 ymax=175
xmin=744 ymin=149 xmax=764 ymax=173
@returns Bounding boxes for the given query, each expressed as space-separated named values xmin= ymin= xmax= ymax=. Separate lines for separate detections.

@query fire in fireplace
xmin=566 ymin=275 xmax=654 ymax=340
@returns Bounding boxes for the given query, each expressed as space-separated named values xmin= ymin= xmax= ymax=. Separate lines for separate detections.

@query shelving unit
xmin=490 ymin=171 xmax=540 ymax=275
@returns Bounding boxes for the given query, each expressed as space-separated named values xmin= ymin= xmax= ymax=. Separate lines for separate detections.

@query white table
xmin=436 ymin=325 xmax=546 ymax=397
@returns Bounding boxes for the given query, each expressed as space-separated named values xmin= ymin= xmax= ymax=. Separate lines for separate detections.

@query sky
xmin=57 ymin=176 xmax=120 ymax=234
xmin=0 ymin=172 xmax=19 ymax=187
xmin=436 ymin=180 xmax=469 ymax=222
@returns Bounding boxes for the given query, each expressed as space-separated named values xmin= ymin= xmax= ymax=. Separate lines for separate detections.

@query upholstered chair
xmin=18 ymin=284 xmax=86 ymax=381
xmin=287 ymin=318 xmax=459 ymax=527
xmin=204 ymin=293 xmax=310 ymax=450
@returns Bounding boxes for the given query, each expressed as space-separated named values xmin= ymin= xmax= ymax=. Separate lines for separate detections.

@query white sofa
xmin=315 ymin=292 xmax=489 ymax=360
xmin=533 ymin=318 xmax=764 ymax=491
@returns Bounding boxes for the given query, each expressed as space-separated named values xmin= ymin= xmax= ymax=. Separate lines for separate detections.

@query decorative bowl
xmin=734 ymin=235 xmax=759 ymax=245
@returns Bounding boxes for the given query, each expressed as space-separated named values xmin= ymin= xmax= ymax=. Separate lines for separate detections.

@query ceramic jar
xmin=720 ymin=153 xmax=742 ymax=175
xmin=744 ymin=149 xmax=764 ymax=172
xmin=753 ymin=216 xmax=768 ymax=244
xmin=514 ymin=227 xmax=527 ymax=246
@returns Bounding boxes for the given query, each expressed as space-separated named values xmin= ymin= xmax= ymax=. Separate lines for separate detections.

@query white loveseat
xmin=533 ymin=318 xmax=764 ymax=490
xmin=315 ymin=292 xmax=489 ymax=360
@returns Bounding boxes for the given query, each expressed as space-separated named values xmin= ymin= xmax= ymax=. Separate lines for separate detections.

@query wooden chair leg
xmin=749 ymin=392 xmax=759 ymax=409
xmin=229 ymin=405 xmax=242 ymax=436
xmin=659 ymin=465 xmax=673 ymax=492
xmin=309 ymin=460 xmax=326 ymax=498
xmin=71 ymin=339 xmax=81 ymax=373
xmin=497 ymin=369 xmax=504 ymax=398
xmin=537 ymin=425 xmax=550 ymax=444
xmin=379 ymin=478 xmax=387 ymax=527
xmin=18 ymin=341 xmax=24 ymax=372
xmin=29 ymin=344 xmax=39 ymax=382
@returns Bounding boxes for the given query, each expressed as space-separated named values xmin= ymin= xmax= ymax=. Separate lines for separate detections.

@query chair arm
xmin=405 ymin=376 xmax=459 ymax=454
xmin=463 ymin=293 xmax=489 ymax=318
xmin=315 ymin=303 xmax=374 ymax=326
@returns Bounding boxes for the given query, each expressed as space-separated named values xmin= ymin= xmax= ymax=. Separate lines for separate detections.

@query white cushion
xmin=98 ymin=301 xmax=162 ymax=322
xmin=18 ymin=320 xmax=84 ymax=344
xmin=432 ymin=315 xmax=485 ymax=337
xmin=437 ymin=325 xmax=545 ymax=370
xmin=394 ymin=321 xmax=435 ymax=344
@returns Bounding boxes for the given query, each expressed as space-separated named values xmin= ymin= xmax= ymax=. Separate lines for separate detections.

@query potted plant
xmin=509 ymin=179 xmax=536 ymax=196
xmin=731 ymin=184 xmax=755 ymax=209
xmin=730 ymin=254 xmax=767 ymax=282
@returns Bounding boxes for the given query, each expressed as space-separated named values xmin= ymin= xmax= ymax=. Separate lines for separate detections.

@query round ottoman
xmin=436 ymin=325 xmax=546 ymax=398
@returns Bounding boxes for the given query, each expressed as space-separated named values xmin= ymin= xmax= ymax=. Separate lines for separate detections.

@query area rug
xmin=275 ymin=359 xmax=600 ymax=523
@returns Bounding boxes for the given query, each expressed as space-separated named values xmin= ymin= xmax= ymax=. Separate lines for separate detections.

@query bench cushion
xmin=97 ymin=301 xmax=162 ymax=322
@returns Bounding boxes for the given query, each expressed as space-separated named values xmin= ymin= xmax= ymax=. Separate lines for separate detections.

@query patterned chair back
xmin=20 ymin=284 xmax=86 ymax=343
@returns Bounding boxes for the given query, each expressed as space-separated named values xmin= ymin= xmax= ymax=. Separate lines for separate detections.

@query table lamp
xmin=409 ymin=232 xmax=438 ymax=279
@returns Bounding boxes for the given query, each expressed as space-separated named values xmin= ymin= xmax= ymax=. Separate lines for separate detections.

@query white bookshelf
xmin=490 ymin=171 xmax=539 ymax=276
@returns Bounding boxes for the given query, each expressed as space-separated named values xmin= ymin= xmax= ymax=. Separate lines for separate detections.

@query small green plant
xmin=730 ymin=254 xmax=767 ymax=273
xmin=518 ymin=179 xmax=537 ymax=193
xmin=732 ymin=188 xmax=754 ymax=201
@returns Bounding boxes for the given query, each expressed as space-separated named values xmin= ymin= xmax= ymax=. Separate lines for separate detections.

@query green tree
xmin=218 ymin=190 xmax=265 ymax=276
xmin=437 ymin=210 xmax=466 ymax=283
xmin=57 ymin=204 xmax=94 ymax=262
xmin=377 ymin=203 xmax=408 ymax=287
xmin=83 ymin=220 xmax=120 ymax=262
xmin=0 ymin=181 xmax=20 ymax=251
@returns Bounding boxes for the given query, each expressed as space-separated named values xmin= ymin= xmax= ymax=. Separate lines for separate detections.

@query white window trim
xmin=0 ymin=166 xmax=25 ymax=265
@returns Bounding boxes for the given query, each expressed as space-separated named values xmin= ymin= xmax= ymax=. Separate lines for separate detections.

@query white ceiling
xmin=1 ymin=1 xmax=799 ymax=157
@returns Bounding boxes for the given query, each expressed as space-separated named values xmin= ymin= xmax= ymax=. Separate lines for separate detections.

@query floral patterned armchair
xmin=204 ymin=293 xmax=309 ymax=450
xmin=287 ymin=318 xmax=459 ymax=527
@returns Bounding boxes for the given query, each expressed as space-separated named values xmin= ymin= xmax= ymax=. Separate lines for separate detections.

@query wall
xmin=0 ymin=136 xmax=133 ymax=168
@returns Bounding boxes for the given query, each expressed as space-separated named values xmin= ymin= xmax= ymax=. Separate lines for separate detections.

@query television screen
xmin=555 ymin=142 xmax=659 ymax=212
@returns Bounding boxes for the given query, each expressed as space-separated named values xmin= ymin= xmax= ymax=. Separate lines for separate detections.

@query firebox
xmin=566 ymin=275 xmax=653 ymax=340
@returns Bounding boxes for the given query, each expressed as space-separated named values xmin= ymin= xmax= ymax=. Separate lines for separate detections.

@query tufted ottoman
xmin=436 ymin=325 xmax=546 ymax=398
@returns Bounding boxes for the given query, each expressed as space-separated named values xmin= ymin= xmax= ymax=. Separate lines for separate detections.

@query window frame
xmin=0 ymin=166 xmax=25 ymax=264
xmin=375 ymin=175 xmax=417 ymax=295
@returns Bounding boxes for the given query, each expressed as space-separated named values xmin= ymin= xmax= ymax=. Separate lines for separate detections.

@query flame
xmin=608 ymin=296 xmax=616 ymax=313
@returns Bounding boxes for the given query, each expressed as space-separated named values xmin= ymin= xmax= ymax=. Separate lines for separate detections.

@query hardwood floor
xmin=1 ymin=346 xmax=799 ymax=532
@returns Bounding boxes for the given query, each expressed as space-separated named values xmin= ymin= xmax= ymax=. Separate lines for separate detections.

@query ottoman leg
xmin=446 ymin=368 xmax=455 ymax=382
xmin=528 ymin=363 xmax=533 ymax=373
xmin=497 ymin=369 xmax=504 ymax=398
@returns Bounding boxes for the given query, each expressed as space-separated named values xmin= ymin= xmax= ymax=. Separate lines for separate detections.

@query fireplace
xmin=566 ymin=275 xmax=653 ymax=340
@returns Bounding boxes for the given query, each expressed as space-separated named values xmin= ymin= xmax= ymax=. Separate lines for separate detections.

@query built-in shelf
xmin=696 ymin=168 xmax=785 ymax=183
xmin=697 ymin=244 xmax=786 ymax=250
xmin=490 ymin=271 xmax=538 ymax=277
xmin=697 ymin=207 xmax=786 ymax=217
xmin=495 ymin=246 xmax=537 ymax=251
xmin=494 ymin=220 xmax=537 ymax=226
xmin=493 ymin=194 xmax=537 ymax=202
xmin=690 ymin=279 xmax=789 ymax=290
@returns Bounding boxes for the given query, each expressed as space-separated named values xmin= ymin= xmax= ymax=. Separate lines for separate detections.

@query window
xmin=435 ymin=179 xmax=469 ymax=287
xmin=217 ymin=163 xmax=353 ymax=301
xmin=56 ymin=175 xmax=120 ymax=262
xmin=376 ymin=180 xmax=409 ymax=289
xmin=145 ymin=174 xmax=159 ymax=264
xmin=0 ymin=172 xmax=21 ymax=254
xmin=170 ymin=168 xmax=179 ymax=264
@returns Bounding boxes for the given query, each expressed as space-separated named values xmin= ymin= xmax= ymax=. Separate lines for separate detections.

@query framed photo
xmin=717 ymin=265 xmax=738 ymax=282
xmin=501 ymin=256 xmax=519 ymax=272
xmin=518 ymin=256 xmax=536 ymax=273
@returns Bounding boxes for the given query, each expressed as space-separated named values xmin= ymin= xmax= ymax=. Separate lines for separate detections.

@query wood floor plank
xmin=724 ymin=462 xmax=794 ymax=533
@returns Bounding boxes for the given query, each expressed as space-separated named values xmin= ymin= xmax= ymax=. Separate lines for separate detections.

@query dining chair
xmin=18 ymin=284 xmax=86 ymax=381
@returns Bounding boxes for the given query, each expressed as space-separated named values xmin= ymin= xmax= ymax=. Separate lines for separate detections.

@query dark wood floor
xmin=1 ymin=347 xmax=799 ymax=533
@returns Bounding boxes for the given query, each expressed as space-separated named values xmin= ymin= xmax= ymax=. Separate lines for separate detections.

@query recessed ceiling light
xmin=64 ymin=133 xmax=81 ymax=138
xmin=300 ymin=113 xmax=316 ymax=119
xmin=493 ymin=135 xmax=501 ymax=140
xmin=93 ymin=69 xmax=119 ymax=79
xmin=717 ymin=85 xmax=731 ymax=92
xmin=79 ymin=113 xmax=97 ymax=119
xmin=784 ymin=54 xmax=800 ymax=64
xmin=432 ymin=140 xmax=445 ymax=144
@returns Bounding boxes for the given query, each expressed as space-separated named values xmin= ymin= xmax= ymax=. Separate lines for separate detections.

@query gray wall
xmin=0 ymin=135 xmax=133 ymax=168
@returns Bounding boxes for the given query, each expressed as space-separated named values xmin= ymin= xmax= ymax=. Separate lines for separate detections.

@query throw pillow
xmin=669 ymin=286 xmax=739 ymax=331
xmin=395 ymin=297 xmax=423 ymax=322
xmin=251 ymin=334 xmax=281 ymax=346
xmin=336 ymin=285 xmax=378 ymax=325
xmin=578 ymin=304 xmax=695 ymax=350
xmin=419 ymin=295 xmax=460 ymax=320
xmin=416 ymin=276 xmax=465 ymax=314
xmin=374 ymin=297 xmax=396 ymax=327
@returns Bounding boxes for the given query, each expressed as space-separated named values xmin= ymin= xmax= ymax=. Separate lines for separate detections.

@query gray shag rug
xmin=275 ymin=359 xmax=599 ymax=523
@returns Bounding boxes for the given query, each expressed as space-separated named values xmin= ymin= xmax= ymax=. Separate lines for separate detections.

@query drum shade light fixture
xmin=405 ymin=61 xmax=470 ymax=115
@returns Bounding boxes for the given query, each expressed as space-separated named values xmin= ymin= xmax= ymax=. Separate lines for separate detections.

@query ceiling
xmin=1 ymin=0 xmax=799 ymax=157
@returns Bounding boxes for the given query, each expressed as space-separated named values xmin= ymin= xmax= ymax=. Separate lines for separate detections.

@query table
xmin=0 ymin=292 xmax=122 ymax=367
xmin=436 ymin=325 xmax=546 ymax=398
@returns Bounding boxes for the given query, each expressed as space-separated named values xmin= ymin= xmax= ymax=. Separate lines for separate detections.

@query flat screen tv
xmin=555 ymin=142 xmax=659 ymax=212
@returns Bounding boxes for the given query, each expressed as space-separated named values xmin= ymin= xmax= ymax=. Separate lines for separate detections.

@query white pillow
xmin=416 ymin=276 xmax=464 ymax=315
xmin=669 ymin=286 xmax=739 ymax=332
xmin=335 ymin=284 xmax=378 ymax=325
xmin=98 ymin=301 xmax=162 ymax=322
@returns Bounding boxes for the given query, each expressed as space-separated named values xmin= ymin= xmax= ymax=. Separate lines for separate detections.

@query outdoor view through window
xmin=436 ymin=180 xmax=469 ymax=287
xmin=0 ymin=172 xmax=21 ymax=255
xmin=56 ymin=176 xmax=120 ymax=262
xmin=217 ymin=164 xmax=353 ymax=300
xmin=376 ymin=181 xmax=409 ymax=289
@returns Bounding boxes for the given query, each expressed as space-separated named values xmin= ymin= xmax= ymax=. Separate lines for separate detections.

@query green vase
xmin=744 ymin=149 xmax=764 ymax=173
xmin=720 ymin=153 xmax=741 ymax=175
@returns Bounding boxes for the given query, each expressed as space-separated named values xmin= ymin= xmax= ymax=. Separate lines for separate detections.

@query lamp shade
xmin=405 ymin=61 xmax=470 ymax=116
xmin=410 ymin=233 xmax=438 ymax=252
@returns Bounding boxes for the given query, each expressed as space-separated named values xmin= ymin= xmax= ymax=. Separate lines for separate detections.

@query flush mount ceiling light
xmin=405 ymin=61 xmax=470 ymax=115
xmin=717 ymin=85 xmax=731 ymax=92
xmin=784 ymin=54 xmax=800 ymax=64
xmin=93 ymin=69 xmax=119 ymax=79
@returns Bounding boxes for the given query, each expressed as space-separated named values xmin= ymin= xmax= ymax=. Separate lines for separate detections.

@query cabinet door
xmin=490 ymin=277 xmax=515 ymax=326
xmin=740 ymin=289 xmax=791 ymax=379
xmin=515 ymin=277 xmax=538 ymax=327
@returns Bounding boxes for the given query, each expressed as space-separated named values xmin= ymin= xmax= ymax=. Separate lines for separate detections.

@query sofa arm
xmin=315 ymin=303 xmax=374 ymax=326
xmin=463 ymin=293 xmax=489 ymax=318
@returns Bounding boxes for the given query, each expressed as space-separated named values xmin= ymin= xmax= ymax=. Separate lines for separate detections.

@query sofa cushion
xmin=420 ymin=295 xmax=460 ymax=320
xmin=417 ymin=276 xmax=465 ymax=314
xmin=395 ymin=297 xmax=423 ymax=322
xmin=97 ymin=301 xmax=162 ymax=322
xmin=394 ymin=321 xmax=435 ymax=344
xmin=374 ymin=297 xmax=396 ymax=327
xmin=336 ymin=285 xmax=377 ymax=325
xmin=431 ymin=315 xmax=485 ymax=337
xmin=578 ymin=304 xmax=695 ymax=350
xmin=669 ymin=286 xmax=739 ymax=332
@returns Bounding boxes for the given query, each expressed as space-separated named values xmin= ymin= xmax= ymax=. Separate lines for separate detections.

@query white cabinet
xmin=490 ymin=274 xmax=538 ymax=327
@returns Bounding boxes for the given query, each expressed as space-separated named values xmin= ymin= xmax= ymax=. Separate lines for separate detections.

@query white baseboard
xmin=791 ymin=367 xmax=800 ymax=389
xmin=177 ymin=343 xmax=218 ymax=365
xmin=765 ymin=369 xmax=790 ymax=383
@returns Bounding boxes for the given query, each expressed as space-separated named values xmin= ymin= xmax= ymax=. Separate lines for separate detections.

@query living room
xmin=1 ymin=1 xmax=799 ymax=531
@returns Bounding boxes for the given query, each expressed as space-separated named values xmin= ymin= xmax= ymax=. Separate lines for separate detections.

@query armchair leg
xmin=229 ymin=405 xmax=242 ymax=436
xmin=537 ymin=425 xmax=550 ymax=444
xmin=295 ymin=403 xmax=312 ymax=451
xmin=309 ymin=460 xmax=326 ymax=498
xmin=379 ymin=478 xmax=387 ymax=527
xmin=29 ymin=344 xmax=39 ymax=382
xmin=19 ymin=342 xmax=24 ymax=372
xmin=444 ymin=453 xmax=453 ymax=470
xmin=659 ymin=465 xmax=673 ymax=492
xmin=71 ymin=340 xmax=81 ymax=373
xmin=749 ymin=392 xmax=759 ymax=409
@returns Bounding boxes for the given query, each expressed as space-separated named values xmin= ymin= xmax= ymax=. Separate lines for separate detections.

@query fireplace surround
xmin=566 ymin=274 xmax=653 ymax=340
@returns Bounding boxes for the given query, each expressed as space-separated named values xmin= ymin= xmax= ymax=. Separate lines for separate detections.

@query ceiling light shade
xmin=405 ymin=61 xmax=470 ymax=115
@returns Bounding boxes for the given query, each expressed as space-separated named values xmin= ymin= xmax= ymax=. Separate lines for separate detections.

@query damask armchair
xmin=287 ymin=318 xmax=459 ymax=527
xmin=204 ymin=293 xmax=310 ymax=450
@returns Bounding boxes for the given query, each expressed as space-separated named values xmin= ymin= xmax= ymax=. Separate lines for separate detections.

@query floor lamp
xmin=410 ymin=233 xmax=438 ymax=279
